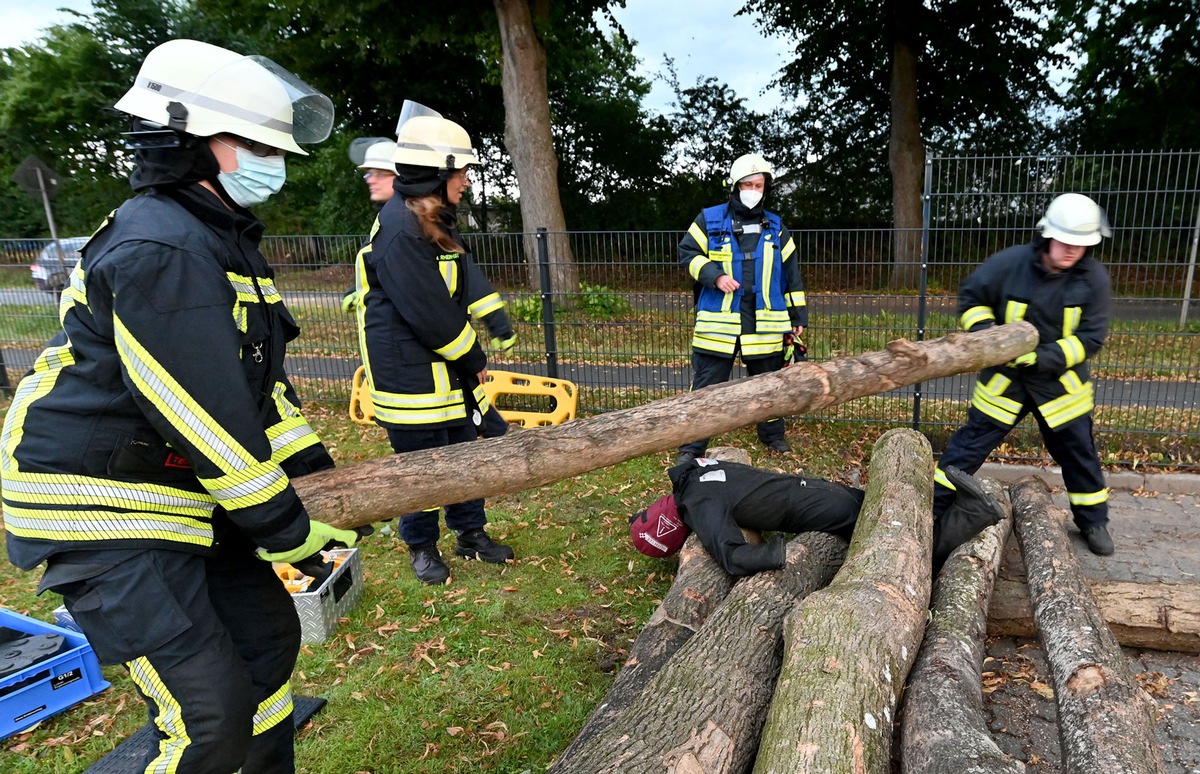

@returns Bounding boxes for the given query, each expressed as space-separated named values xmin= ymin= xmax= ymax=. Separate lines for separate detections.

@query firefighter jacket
xmin=355 ymin=196 xmax=511 ymax=428
xmin=2 ymin=186 xmax=328 ymax=570
xmin=679 ymin=202 xmax=806 ymax=358
xmin=957 ymin=240 xmax=1112 ymax=431
xmin=667 ymin=458 xmax=861 ymax=576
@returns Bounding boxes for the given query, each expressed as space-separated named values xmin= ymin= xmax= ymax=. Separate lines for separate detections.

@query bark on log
xmin=900 ymin=478 xmax=1025 ymax=774
xmin=296 ymin=324 xmax=1038 ymax=531
xmin=752 ymin=428 xmax=934 ymax=774
xmin=988 ymin=546 xmax=1200 ymax=654
xmin=1009 ymin=477 xmax=1166 ymax=774
xmin=548 ymin=532 xmax=848 ymax=774
xmin=556 ymin=533 xmax=736 ymax=759
xmin=748 ymin=429 xmax=936 ymax=772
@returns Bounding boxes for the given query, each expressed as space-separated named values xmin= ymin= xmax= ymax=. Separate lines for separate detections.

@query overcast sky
xmin=0 ymin=0 xmax=789 ymax=114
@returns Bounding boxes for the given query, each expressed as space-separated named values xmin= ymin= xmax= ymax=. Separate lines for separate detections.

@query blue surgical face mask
xmin=217 ymin=146 xmax=287 ymax=208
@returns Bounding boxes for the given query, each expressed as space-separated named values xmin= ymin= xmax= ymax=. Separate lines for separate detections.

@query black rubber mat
xmin=82 ymin=695 xmax=326 ymax=773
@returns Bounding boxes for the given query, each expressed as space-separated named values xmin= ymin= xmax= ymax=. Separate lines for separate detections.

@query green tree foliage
xmin=1054 ymin=0 xmax=1200 ymax=151
xmin=741 ymin=0 xmax=1058 ymax=226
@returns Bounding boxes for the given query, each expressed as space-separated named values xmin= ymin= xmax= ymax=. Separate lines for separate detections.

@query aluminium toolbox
xmin=0 ymin=607 xmax=110 ymax=740
xmin=274 ymin=548 xmax=363 ymax=644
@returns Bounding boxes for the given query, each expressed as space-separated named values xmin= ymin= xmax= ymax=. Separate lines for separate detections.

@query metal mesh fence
xmin=1 ymin=151 xmax=1196 ymax=462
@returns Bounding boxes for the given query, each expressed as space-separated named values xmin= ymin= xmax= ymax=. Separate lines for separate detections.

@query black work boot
xmin=409 ymin=542 xmax=450 ymax=585
xmin=1080 ymin=524 xmax=1115 ymax=556
xmin=455 ymin=528 xmax=515 ymax=563
xmin=765 ymin=438 xmax=791 ymax=453
xmin=931 ymin=466 xmax=1005 ymax=571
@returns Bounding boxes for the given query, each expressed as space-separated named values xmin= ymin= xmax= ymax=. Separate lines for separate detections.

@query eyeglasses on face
xmin=362 ymin=170 xmax=395 ymax=180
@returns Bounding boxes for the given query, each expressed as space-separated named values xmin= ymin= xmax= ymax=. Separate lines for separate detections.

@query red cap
xmin=629 ymin=494 xmax=690 ymax=558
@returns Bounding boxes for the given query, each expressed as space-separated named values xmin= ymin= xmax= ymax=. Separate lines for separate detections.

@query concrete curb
xmin=978 ymin=462 xmax=1200 ymax=496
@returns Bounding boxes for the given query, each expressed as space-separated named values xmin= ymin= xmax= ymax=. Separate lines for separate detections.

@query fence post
xmin=1181 ymin=198 xmax=1199 ymax=329
xmin=912 ymin=155 xmax=934 ymax=432
xmin=536 ymin=228 xmax=559 ymax=379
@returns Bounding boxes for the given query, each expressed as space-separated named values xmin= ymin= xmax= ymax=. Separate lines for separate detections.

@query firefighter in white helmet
xmin=342 ymin=137 xmax=398 ymax=312
xmin=1 ymin=39 xmax=364 ymax=773
xmin=353 ymin=101 xmax=517 ymax=584
xmin=676 ymin=152 xmax=808 ymax=465
xmin=934 ymin=193 xmax=1116 ymax=557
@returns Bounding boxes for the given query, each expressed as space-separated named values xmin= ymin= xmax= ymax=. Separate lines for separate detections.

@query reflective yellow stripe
xmin=786 ymin=291 xmax=806 ymax=307
xmin=253 ymin=681 xmax=294 ymax=736
xmin=753 ymin=309 xmax=791 ymax=334
xmin=439 ymin=255 xmax=458 ymax=294
xmin=370 ymin=364 xmax=466 ymax=425
xmin=691 ymin=332 xmax=737 ymax=355
xmin=114 ymin=315 xmax=259 ymax=471
xmin=960 ymin=306 xmax=994 ymax=330
xmin=1069 ymin=489 xmax=1109 ymax=507
xmin=1 ymin=344 xmax=76 ymax=473
xmin=760 ymin=242 xmax=776 ymax=305
xmin=933 ymin=467 xmax=954 ymax=490
xmin=688 ymin=254 xmax=712 ymax=282
xmin=1057 ymin=335 xmax=1085 ymax=368
xmin=971 ymin=375 xmax=1021 ymax=426
xmin=687 ymin=221 xmax=708 ymax=252
xmin=695 ymin=310 xmax=740 ymax=335
xmin=780 ymin=236 xmax=796 ymax=261
xmin=1063 ymin=306 xmax=1081 ymax=336
xmin=433 ymin=322 xmax=478 ymax=362
xmin=741 ymin=333 xmax=786 ymax=356
xmin=1039 ymin=382 xmax=1093 ymax=428
xmin=1005 ymin=300 xmax=1028 ymax=324
xmin=2 ymin=470 xmax=213 ymax=514
xmin=468 ymin=292 xmax=504 ymax=320
xmin=130 ymin=657 xmax=191 ymax=770
xmin=60 ymin=263 xmax=86 ymax=324
xmin=268 ymin=384 xmax=321 ymax=462
xmin=226 ymin=272 xmax=282 ymax=304
xmin=199 ymin=458 xmax=289 ymax=510
xmin=3 ymin=504 xmax=213 ymax=545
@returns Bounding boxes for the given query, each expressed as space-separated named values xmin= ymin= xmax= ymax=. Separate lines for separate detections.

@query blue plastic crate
xmin=0 ymin=608 xmax=111 ymax=740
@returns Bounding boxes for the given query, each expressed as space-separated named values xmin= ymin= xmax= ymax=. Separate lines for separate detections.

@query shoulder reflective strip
xmin=2 ymin=506 xmax=213 ymax=545
xmin=687 ymin=221 xmax=708 ymax=252
xmin=1068 ymin=489 xmax=1109 ymax=506
xmin=114 ymin=316 xmax=259 ymax=472
xmin=1063 ymin=306 xmax=1082 ymax=335
xmin=468 ymin=292 xmax=503 ymax=320
xmin=254 ymin=681 xmax=294 ymax=736
xmin=128 ymin=656 xmax=192 ymax=768
xmin=200 ymin=459 xmax=289 ymax=510
xmin=434 ymin=322 xmax=478 ymax=361
xmin=781 ymin=236 xmax=796 ymax=261
xmin=1005 ymin=300 xmax=1028 ymax=324
xmin=960 ymin=306 xmax=994 ymax=330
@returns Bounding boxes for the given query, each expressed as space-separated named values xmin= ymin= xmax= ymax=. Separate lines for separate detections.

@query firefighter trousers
xmin=49 ymin=546 xmax=300 ymax=774
xmin=680 ymin=348 xmax=787 ymax=456
xmin=386 ymin=423 xmax=488 ymax=546
xmin=934 ymin=405 xmax=1109 ymax=527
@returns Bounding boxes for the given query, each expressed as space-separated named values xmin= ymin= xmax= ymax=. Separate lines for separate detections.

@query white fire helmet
xmin=1037 ymin=193 xmax=1112 ymax=246
xmin=114 ymin=39 xmax=334 ymax=156
xmin=358 ymin=140 xmax=398 ymax=172
xmin=728 ymin=153 xmax=774 ymax=188
xmin=392 ymin=100 xmax=479 ymax=171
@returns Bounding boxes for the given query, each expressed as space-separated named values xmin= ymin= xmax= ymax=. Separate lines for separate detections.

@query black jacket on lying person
xmin=666 ymin=458 xmax=862 ymax=576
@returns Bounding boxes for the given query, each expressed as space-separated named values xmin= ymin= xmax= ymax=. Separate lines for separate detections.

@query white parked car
xmin=30 ymin=237 xmax=87 ymax=293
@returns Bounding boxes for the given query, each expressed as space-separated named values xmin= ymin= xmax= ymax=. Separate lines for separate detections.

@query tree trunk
xmin=295 ymin=324 xmax=1039 ymax=532
xmin=988 ymin=576 xmax=1200 ymax=654
xmin=1009 ymin=477 xmax=1166 ymax=774
xmin=554 ymin=533 xmax=736 ymax=762
xmin=900 ymin=478 xmax=1025 ymax=774
xmin=752 ymin=428 xmax=933 ymax=774
xmin=493 ymin=0 xmax=579 ymax=295
xmin=548 ymin=532 xmax=848 ymax=774
xmin=987 ymin=537 xmax=1200 ymax=654
xmin=887 ymin=0 xmax=925 ymax=290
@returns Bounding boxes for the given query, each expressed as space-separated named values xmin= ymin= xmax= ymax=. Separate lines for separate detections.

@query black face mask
xmin=127 ymin=120 xmax=222 ymax=193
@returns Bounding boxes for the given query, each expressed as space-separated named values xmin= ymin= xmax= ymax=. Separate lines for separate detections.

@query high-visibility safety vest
xmin=2 ymin=190 xmax=323 ymax=569
xmin=686 ymin=205 xmax=801 ymax=356
xmin=957 ymin=241 xmax=1112 ymax=430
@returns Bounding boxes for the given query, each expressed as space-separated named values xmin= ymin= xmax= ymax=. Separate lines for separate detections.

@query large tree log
xmin=548 ymin=532 xmax=848 ymax=774
xmin=988 ymin=550 xmax=1200 ymax=654
xmin=296 ymin=324 xmax=1038 ymax=531
xmin=900 ymin=478 xmax=1025 ymax=774
xmin=1009 ymin=477 xmax=1166 ymax=774
xmin=556 ymin=533 xmax=735 ymax=759
xmin=752 ymin=428 xmax=934 ymax=774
